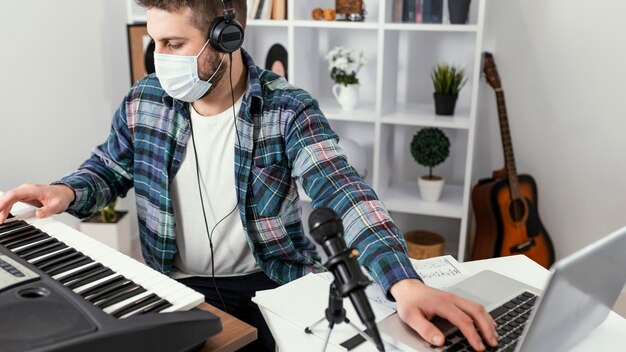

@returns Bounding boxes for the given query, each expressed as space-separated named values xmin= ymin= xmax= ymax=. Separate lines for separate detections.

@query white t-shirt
xmin=170 ymin=95 xmax=259 ymax=278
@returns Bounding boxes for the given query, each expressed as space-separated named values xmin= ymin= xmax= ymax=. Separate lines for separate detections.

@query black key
xmin=29 ymin=247 xmax=75 ymax=266
xmin=96 ymin=285 xmax=147 ymax=309
xmin=58 ymin=263 xmax=103 ymax=284
xmin=22 ymin=242 xmax=68 ymax=261
xmin=79 ymin=275 xmax=125 ymax=298
xmin=515 ymin=317 xmax=526 ymax=324
xmin=514 ymin=307 xmax=525 ymax=314
xmin=521 ymin=291 xmax=535 ymax=298
xmin=6 ymin=213 xmax=14 ymax=219
xmin=138 ymin=299 xmax=172 ymax=314
xmin=510 ymin=298 xmax=522 ymax=305
xmin=38 ymin=251 xmax=83 ymax=271
xmin=444 ymin=344 xmax=464 ymax=352
xmin=521 ymin=303 xmax=532 ymax=310
xmin=12 ymin=237 xmax=56 ymax=255
xmin=0 ymin=229 xmax=48 ymax=250
xmin=0 ymin=227 xmax=40 ymax=245
xmin=0 ymin=225 xmax=36 ymax=240
xmin=489 ymin=305 xmax=509 ymax=319
xmin=86 ymin=279 xmax=134 ymax=303
xmin=496 ymin=318 xmax=507 ymax=325
xmin=66 ymin=267 xmax=114 ymax=289
xmin=111 ymin=293 xmax=161 ymax=318
xmin=500 ymin=336 xmax=511 ymax=345
xmin=517 ymin=294 xmax=530 ymax=302
xmin=5 ymin=232 xmax=47 ymax=250
xmin=509 ymin=321 xmax=520 ymax=328
xmin=46 ymin=256 xmax=94 ymax=276
xmin=503 ymin=302 xmax=516 ymax=309
xmin=528 ymin=297 xmax=537 ymax=306
xmin=0 ymin=220 xmax=28 ymax=234
xmin=502 ymin=325 xmax=513 ymax=332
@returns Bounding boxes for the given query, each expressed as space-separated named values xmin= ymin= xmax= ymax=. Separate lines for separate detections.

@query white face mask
xmin=154 ymin=40 xmax=225 ymax=102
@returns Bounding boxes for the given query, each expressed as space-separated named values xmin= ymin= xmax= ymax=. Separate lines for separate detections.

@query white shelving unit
xmin=126 ymin=0 xmax=486 ymax=261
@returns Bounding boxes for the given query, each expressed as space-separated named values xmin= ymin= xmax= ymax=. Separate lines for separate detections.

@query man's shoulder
xmin=256 ymin=68 xmax=318 ymax=113
xmin=127 ymin=73 xmax=168 ymax=104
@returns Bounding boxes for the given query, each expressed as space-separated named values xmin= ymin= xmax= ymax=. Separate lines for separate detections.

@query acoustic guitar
xmin=470 ymin=52 xmax=555 ymax=269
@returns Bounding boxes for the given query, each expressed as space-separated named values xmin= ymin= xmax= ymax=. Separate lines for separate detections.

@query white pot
xmin=77 ymin=211 xmax=135 ymax=256
xmin=333 ymin=83 xmax=359 ymax=111
xmin=418 ymin=176 xmax=445 ymax=202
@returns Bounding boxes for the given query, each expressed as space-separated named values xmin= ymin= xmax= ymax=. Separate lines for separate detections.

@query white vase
xmin=418 ymin=176 xmax=445 ymax=202
xmin=333 ymin=83 xmax=359 ymax=111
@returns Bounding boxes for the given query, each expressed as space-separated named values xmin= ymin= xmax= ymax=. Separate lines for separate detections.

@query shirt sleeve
xmin=284 ymin=94 xmax=421 ymax=299
xmin=52 ymin=94 xmax=134 ymax=219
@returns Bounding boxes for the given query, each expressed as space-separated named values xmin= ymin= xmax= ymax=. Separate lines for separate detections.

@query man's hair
xmin=136 ymin=0 xmax=247 ymax=34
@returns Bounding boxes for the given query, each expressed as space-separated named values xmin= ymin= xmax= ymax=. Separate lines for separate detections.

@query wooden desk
xmin=197 ymin=302 xmax=258 ymax=352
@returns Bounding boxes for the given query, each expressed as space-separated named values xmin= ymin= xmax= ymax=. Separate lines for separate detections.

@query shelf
xmin=317 ymin=98 xmax=377 ymax=123
xmin=247 ymin=19 xmax=289 ymax=27
xmin=381 ymin=103 xmax=471 ymax=129
xmin=292 ymin=20 xmax=379 ymax=30
xmin=379 ymin=181 xmax=464 ymax=219
xmin=383 ymin=23 xmax=478 ymax=32
xmin=297 ymin=180 xmax=463 ymax=219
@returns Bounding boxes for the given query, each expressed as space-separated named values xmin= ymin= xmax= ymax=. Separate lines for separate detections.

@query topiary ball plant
xmin=410 ymin=128 xmax=451 ymax=179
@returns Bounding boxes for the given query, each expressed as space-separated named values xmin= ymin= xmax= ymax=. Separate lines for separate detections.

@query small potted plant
xmin=325 ymin=46 xmax=366 ymax=110
xmin=410 ymin=127 xmax=450 ymax=202
xmin=431 ymin=63 xmax=467 ymax=116
xmin=78 ymin=198 xmax=133 ymax=255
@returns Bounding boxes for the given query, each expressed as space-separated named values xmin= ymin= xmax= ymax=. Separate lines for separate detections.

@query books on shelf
xmin=392 ymin=0 xmax=444 ymax=24
xmin=250 ymin=0 xmax=286 ymax=20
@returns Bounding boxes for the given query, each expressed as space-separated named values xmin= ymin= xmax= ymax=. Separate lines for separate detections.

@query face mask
xmin=154 ymin=40 xmax=225 ymax=102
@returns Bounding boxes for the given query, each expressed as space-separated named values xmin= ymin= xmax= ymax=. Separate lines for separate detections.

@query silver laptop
xmin=378 ymin=226 xmax=626 ymax=352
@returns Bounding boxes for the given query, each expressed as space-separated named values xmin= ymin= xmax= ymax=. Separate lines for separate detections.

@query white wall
xmin=474 ymin=0 xmax=626 ymax=259
xmin=0 ymin=1 xmax=134 ymax=226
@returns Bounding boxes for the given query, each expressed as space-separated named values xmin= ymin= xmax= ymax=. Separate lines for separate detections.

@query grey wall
xmin=0 ymin=1 xmax=134 ymax=225
xmin=474 ymin=0 xmax=626 ymax=259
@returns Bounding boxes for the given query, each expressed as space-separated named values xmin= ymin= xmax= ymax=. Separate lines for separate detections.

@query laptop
xmin=378 ymin=226 xmax=626 ymax=352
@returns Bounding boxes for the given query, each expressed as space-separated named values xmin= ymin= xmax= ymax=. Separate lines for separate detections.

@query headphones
xmin=209 ymin=0 xmax=245 ymax=53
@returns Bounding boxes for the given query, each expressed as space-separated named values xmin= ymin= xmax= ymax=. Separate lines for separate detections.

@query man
xmin=0 ymin=0 xmax=498 ymax=351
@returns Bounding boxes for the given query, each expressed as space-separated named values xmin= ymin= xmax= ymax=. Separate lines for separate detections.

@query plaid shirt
xmin=56 ymin=49 xmax=419 ymax=295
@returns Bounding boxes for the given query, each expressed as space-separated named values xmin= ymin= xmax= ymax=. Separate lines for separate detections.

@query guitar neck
xmin=495 ymin=89 xmax=522 ymax=200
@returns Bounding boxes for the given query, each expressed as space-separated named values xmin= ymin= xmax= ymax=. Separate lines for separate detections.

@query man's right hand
xmin=0 ymin=184 xmax=75 ymax=224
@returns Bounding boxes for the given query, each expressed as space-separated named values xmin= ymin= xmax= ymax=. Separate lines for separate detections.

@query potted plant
xmin=325 ymin=46 xmax=366 ymax=111
xmin=77 ymin=198 xmax=133 ymax=255
xmin=410 ymin=127 xmax=450 ymax=202
xmin=431 ymin=62 xmax=467 ymax=116
xmin=448 ymin=0 xmax=471 ymax=24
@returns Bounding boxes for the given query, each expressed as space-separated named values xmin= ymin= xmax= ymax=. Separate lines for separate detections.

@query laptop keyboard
xmin=441 ymin=291 xmax=538 ymax=352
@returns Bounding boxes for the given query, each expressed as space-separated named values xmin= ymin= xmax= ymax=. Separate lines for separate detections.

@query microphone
xmin=309 ymin=207 xmax=385 ymax=352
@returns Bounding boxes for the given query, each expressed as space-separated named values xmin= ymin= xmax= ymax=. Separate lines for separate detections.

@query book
xmin=392 ymin=0 xmax=403 ymax=23
xmin=402 ymin=0 xmax=416 ymax=23
xmin=271 ymin=0 xmax=286 ymax=20
xmin=254 ymin=0 xmax=265 ymax=19
xmin=259 ymin=0 xmax=273 ymax=20
xmin=250 ymin=0 xmax=260 ymax=20
xmin=423 ymin=0 xmax=443 ymax=23
xmin=416 ymin=0 xmax=423 ymax=23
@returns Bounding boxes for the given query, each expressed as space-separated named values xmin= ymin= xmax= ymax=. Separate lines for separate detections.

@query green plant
xmin=100 ymin=199 xmax=118 ymax=223
xmin=431 ymin=63 xmax=468 ymax=95
xmin=410 ymin=128 xmax=451 ymax=179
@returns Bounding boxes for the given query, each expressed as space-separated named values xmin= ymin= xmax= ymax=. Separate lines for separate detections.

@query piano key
xmin=20 ymin=241 xmax=66 ymax=260
xmin=66 ymin=267 xmax=116 ymax=290
xmin=112 ymin=293 xmax=161 ymax=319
xmin=0 ymin=227 xmax=40 ymax=245
xmin=0 ymin=221 xmax=30 ymax=235
xmin=4 ymin=232 xmax=47 ymax=249
xmin=95 ymin=285 xmax=147 ymax=309
xmin=37 ymin=250 xmax=84 ymax=271
xmin=125 ymin=299 xmax=173 ymax=318
xmin=0 ymin=224 xmax=36 ymax=239
xmin=27 ymin=243 xmax=76 ymax=267
xmin=86 ymin=279 xmax=134 ymax=303
xmin=78 ymin=275 xmax=125 ymax=297
xmin=57 ymin=263 xmax=104 ymax=284
xmin=44 ymin=254 xmax=93 ymax=276
xmin=103 ymin=290 xmax=155 ymax=314
xmin=11 ymin=236 xmax=56 ymax=254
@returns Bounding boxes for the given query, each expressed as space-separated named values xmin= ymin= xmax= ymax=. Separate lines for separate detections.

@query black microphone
xmin=309 ymin=207 xmax=385 ymax=352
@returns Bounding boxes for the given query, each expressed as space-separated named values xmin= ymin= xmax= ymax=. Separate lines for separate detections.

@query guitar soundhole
xmin=509 ymin=199 xmax=526 ymax=222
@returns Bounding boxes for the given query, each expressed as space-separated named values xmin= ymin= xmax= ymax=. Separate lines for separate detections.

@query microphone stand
xmin=304 ymin=282 xmax=383 ymax=352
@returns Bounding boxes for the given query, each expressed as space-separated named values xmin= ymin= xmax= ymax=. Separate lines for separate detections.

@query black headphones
xmin=209 ymin=0 xmax=245 ymax=53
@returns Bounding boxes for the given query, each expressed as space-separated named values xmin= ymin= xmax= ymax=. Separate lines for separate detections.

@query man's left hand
xmin=390 ymin=278 xmax=498 ymax=351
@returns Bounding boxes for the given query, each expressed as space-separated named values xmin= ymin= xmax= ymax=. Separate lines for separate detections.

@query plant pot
xmin=333 ymin=83 xmax=359 ymax=111
xmin=77 ymin=211 xmax=134 ymax=255
xmin=418 ymin=175 xmax=445 ymax=202
xmin=448 ymin=0 xmax=471 ymax=24
xmin=433 ymin=93 xmax=458 ymax=116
